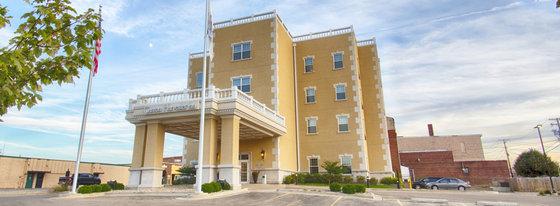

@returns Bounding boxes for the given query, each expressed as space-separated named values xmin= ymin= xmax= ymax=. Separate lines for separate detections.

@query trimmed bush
xmin=91 ymin=185 xmax=102 ymax=193
xmin=341 ymin=184 xmax=356 ymax=194
xmin=115 ymin=183 xmax=125 ymax=190
xmin=380 ymin=177 xmax=399 ymax=185
xmin=201 ymin=181 xmax=223 ymax=193
xmin=369 ymin=177 xmax=378 ymax=185
xmin=283 ymin=174 xmax=296 ymax=184
xmin=329 ymin=183 xmax=342 ymax=192
xmin=342 ymin=176 xmax=353 ymax=184
xmin=354 ymin=184 xmax=366 ymax=193
xmin=77 ymin=185 xmax=93 ymax=194
xmin=52 ymin=184 xmax=69 ymax=192
xmin=100 ymin=183 xmax=111 ymax=192
xmin=356 ymin=176 xmax=366 ymax=184
xmin=217 ymin=180 xmax=231 ymax=190
xmin=212 ymin=182 xmax=222 ymax=192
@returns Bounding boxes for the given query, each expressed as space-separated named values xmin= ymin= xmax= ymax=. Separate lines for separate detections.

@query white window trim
xmin=336 ymin=114 xmax=350 ymax=133
xmin=305 ymin=116 xmax=318 ymax=135
xmin=304 ymin=86 xmax=317 ymax=104
xmin=331 ymin=51 xmax=344 ymax=70
xmin=303 ymin=55 xmax=315 ymax=73
xmin=338 ymin=154 xmax=353 ymax=174
xmin=195 ymin=72 xmax=203 ymax=89
xmin=231 ymin=40 xmax=253 ymax=62
xmin=333 ymin=83 xmax=348 ymax=101
xmin=231 ymin=75 xmax=253 ymax=93
xmin=307 ymin=155 xmax=320 ymax=173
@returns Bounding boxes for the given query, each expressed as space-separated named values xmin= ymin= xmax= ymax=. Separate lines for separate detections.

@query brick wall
xmin=386 ymin=117 xmax=401 ymax=176
xmin=400 ymin=151 xmax=510 ymax=185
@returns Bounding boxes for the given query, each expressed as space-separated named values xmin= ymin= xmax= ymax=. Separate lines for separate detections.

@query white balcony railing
xmin=127 ymin=86 xmax=285 ymax=126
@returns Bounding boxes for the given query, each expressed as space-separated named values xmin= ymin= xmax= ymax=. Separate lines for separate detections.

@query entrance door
xmin=239 ymin=153 xmax=250 ymax=183
xmin=35 ymin=173 xmax=45 ymax=188
xmin=25 ymin=172 xmax=34 ymax=189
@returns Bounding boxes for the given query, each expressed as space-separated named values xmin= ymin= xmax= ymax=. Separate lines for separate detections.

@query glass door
xmin=239 ymin=153 xmax=250 ymax=183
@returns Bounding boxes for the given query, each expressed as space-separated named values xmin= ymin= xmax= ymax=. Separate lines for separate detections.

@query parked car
xmin=59 ymin=173 xmax=101 ymax=185
xmin=412 ymin=177 xmax=442 ymax=189
xmin=425 ymin=177 xmax=471 ymax=191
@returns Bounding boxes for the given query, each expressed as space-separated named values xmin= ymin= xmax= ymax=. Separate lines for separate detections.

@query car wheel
xmin=458 ymin=186 xmax=466 ymax=191
xmin=431 ymin=185 xmax=438 ymax=190
xmin=415 ymin=185 xmax=421 ymax=189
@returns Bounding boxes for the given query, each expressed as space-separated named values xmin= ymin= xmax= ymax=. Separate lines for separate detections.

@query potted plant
xmin=252 ymin=171 xmax=260 ymax=183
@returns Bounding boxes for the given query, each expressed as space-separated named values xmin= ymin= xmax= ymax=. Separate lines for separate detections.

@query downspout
xmin=292 ymin=43 xmax=301 ymax=172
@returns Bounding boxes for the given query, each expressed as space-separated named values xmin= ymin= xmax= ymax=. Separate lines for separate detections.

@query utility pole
xmin=534 ymin=124 xmax=556 ymax=193
xmin=502 ymin=139 xmax=514 ymax=178
xmin=550 ymin=117 xmax=560 ymax=139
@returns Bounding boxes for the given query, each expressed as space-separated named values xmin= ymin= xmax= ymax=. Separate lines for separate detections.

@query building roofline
xmin=293 ymin=26 xmax=354 ymax=42
xmin=214 ymin=10 xmax=276 ymax=30
xmin=0 ymin=155 xmax=130 ymax=167
xmin=357 ymin=38 xmax=376 ymax=46
xmin=189 ymin=51 xmax=206 ymax=59
xmin=397 ymin=134 xmax=483 ymax=139
xmin=399 ymin=149 xmax=451 ymax=153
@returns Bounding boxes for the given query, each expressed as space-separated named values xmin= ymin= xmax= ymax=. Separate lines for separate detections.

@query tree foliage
xmin=176 ymin=165 xmax=196 ymax=176
xmin=513 ymin=149 xmax=559 ymax=177
xmin=321 ymin=160 xmax=344 ymax=174
xmin=0 ymin=0 xmax=102 ymax=116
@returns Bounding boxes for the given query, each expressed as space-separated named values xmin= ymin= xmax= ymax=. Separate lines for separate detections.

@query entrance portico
xmin=125 ymin=86 xmax=286 ymax=189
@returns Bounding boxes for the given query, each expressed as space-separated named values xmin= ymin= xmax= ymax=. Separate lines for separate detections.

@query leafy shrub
xmin=514 ymin=149 xmax=560 ymax=177
xmin=380 ymin=177 xmax=399 ymax=185
xmin=52 ymin=184 xmax=69 ymax=192
xmin=201 ymin=181 xmax=223 ymax=193
xmin=341 ymin=184 xmax=356 ymax=194
xmin=91 ymin=185 xmax=102 ymax=193
xmin=100 ymin=183 xmax=111 ymax=192
xmin=115 ymin=183 xmax=125 ymax=190
xmin=321 ymin=161 xmax=344 ymax=174
xmin=539 ymin=190 xmax=552 ymax=196
xmin=342 ymin=176 xmax=353 ymax=184
xmin=369 ymin=177 xmax=378 ymax=185
xmin=283 ymin=174 xmax=296 ymax=184
xmin=356 ymin=176 xmax=366 ymax=184
xmin=77 ymin=185 xmax=92 ymax=194
xmin=176 ymin=166 xmax=197 ymax=176
xmin=329 ymin=183 xmax=342 ymax=192
xmin=173 ymin=176 xmax=196 ymax=185
xmin=354 ymin=184 xmax=366 ymax=193
xmin=217 ymin=180 xmax=231 ymax=190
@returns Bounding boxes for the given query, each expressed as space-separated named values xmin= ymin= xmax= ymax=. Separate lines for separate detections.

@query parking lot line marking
xmin=329 ymin=196 xmax=342 ymax=206
xmin=396 ymin=199 xmax=403 ymax=206
xmin=263 ymin=193 xmax=290 ymax=203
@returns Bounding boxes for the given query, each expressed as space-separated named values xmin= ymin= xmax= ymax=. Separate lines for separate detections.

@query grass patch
xmin=297 ymin=182 xmax=329 ymax=187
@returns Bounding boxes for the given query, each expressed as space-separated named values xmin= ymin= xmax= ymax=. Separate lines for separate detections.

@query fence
xmin=509 ymin=177 xmax=560 ymax=192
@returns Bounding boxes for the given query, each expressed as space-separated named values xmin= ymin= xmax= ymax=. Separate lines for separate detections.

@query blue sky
xmin=1 ymin=0 xmax=559 ymax=164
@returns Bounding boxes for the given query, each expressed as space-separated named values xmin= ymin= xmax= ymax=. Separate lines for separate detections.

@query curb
xmin=410 ymin=197 xmax=449 ymax=204
xmin=476 ymin=201 xmax=518 ymax=206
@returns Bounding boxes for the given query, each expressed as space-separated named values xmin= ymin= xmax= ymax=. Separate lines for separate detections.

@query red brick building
xmin=386 ymin=117 xmax=401 ymax=177
xmin=400 ymin=150 xmax=510 ymax=185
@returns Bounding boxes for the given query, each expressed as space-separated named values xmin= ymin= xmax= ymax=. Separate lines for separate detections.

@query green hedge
xmin=329 ymin=183 xmax=341 ymax=192
xmin=380 ymin=177 xmax=399 ymax=185
xmin=77 ymin=185 xmax=93 ymax=194
xmin=341 ymin=184 xmax=355 ymax=194
xmin=77 ymin=183 xmax=114 ymax=194
xmin=201 ymin=181 xmax=223 ymax=193
xmin=283 ymin=173 xmax=356 ymax=184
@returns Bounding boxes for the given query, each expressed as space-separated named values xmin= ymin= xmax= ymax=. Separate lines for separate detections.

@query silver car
xmin=426 ymin=177 xmax=471 ymax=191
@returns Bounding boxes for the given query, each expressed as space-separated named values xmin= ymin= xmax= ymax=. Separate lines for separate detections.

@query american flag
xmin=93 ymin=38 xmax=101 ymax=76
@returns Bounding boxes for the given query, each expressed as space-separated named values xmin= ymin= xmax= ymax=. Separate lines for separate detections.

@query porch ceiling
xmin=165 ymin=119 xmax=273 ymax=140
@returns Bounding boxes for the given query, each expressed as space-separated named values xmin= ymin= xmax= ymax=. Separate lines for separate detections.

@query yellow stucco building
xmin=125 ymin=11 xmax=392 ymax=189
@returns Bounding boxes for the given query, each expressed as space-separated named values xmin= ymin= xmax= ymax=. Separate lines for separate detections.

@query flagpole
xmin=71 ymin=5 xmax=101 ymax=194
xmin=196 ymin=0 xmax=210 ymax=193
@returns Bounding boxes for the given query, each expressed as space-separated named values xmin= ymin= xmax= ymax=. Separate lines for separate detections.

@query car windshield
xmin=423 ymin=177 xmax=440 ymax=182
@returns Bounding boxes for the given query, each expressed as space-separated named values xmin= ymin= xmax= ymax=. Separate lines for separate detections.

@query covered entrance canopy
xmin=125 ymin=86 xmax=286 ymax=189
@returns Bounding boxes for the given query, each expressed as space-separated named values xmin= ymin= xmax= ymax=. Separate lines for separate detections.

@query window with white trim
xmin=305 ymin=87 xmax=316 ymax=103
xmin=340 ymin=155 xmax=352 ymax=174
xmin=335 ymin=84 xmax=346 ymax=100
xmin=309 ymin=157 xmax=319 ymax=174
xmin=233 ymin=42 xmax=251 ymax=60
xmin=232 ymin=76 xmax=251 ymax=93
xmin=195 ymin=72 xmax=203 ymax=89
xmin=306 ymin=117 xmax=317 ymax=134
xmin=304 ymin=57 xmax=314 ymax=73
xmin=337 ymin=115 xmax=349 ymax=132
xmin=333 ymin=52 xmax=343 ymax=69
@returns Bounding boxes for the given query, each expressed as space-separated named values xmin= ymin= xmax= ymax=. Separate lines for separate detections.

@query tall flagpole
xmin=196 ymin=0 xmax=210 ymax=193
xmin=71 ymin=5 xmax=101 ymax=194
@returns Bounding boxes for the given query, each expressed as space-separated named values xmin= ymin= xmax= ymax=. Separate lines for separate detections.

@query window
xmin=306 ymin=117 xmax=317 ymax=134
xmin=333 ymin=52 xmax=343 ymax=69
xmin=309 ymin=157 xmax=319 ymax=174
xmin=340 ymin=155 xmax=352 ymax=174
xmin=337 ymin=115 xmax=349 ymax=132
xmin=305 ymin=87 xmax=316 ymax=103
xmin=233 ymin=42 xmax=251 ymax=60
xmin=335 ymin=84 xmax=346 ymax=100
xmin=232 ymin=76 xmax=251 ymax=93
xmin=195 ymin=72 xmax=203 ymax=89
xmin=304 ymin=57 xmax=314 ymax=73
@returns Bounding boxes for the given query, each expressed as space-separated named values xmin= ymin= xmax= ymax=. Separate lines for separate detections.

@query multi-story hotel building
xmin=125 ymin=11 xmax=392 ymax=189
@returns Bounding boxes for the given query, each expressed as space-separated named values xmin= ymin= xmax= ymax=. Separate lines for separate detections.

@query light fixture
xmin=260 ymin=149 xmax=265 ymax=160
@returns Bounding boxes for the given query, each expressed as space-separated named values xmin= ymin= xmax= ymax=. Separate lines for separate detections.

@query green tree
xmin=0 ymin=0 xmax=102 ymax=116
xmin=176 ymin=165 xmax=196 ymax=176
xmin=513 ymin=149 xmax=560 ymax=177
xmin=321 ymin=160 xmax=344 ymax=174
